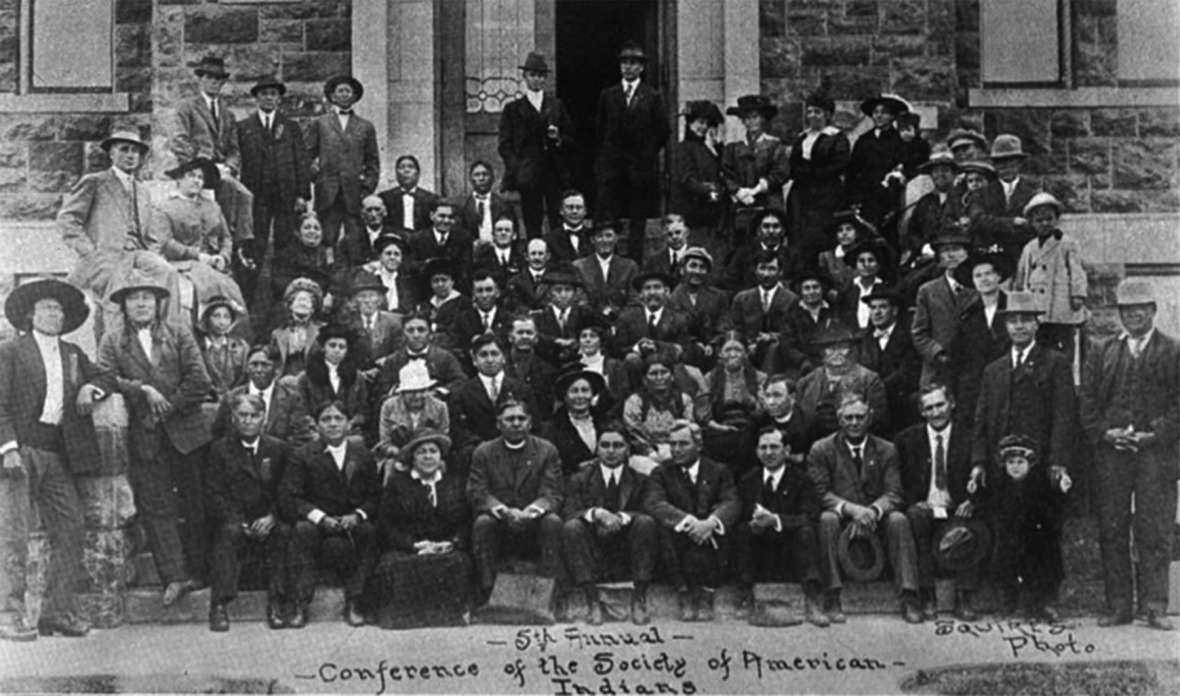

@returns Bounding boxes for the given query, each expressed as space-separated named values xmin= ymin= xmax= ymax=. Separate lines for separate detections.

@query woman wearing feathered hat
xmin=845 ymin=92 xmax=912 ymax=231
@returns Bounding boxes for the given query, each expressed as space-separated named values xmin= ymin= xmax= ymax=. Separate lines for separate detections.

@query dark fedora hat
xmin=617 ymin=41 xmax=647 ymax=62
xmin=917 ymin=149 xmax=959 ymax=174
xmin=860 ymin=93 xmax=910 ymax=117
xmin=953 ymin=245 xmax=1015 ymax=287
xmin=519 ymin=51 xmax=550 ymax=74
xmin=837 ymin=524 xmax=886 ymax=582
xmin=812 ymin=322 xmax=859 ymax=347
xmin=860 ymin=285 xmax=902 ymax=307
xmin=930 ymin=223 xmax=972 ymax=250
xmin=108 ymin=268 xmax=171 ymax=306
xmin=190 ymin=55 xmax=230 ymax=79
xmin=681 ymin=100 xmax=724 ymax=127
xmin=959 ymin=160 xmax=997 ymax=181
xmin=250 ymin=74 xmax=287 ymax=97
xmin=553 ymin=365 xmax=607 ymax=398
xmin=348 ymin=270 xmax=387 ymax=295
xmin=4 ymin=278 xmax=89 ymax=335
xmin=631 ymin=270 xmax=674 ymax=292
xmin=540 ymin=266 xmax=583 ymax=288
xmin=164 ymin=156 xmax=220 ymax=190
xmin=934 ymin=519 xmax=992 ymax=573
xmin=727 ymin=94 xmax=778 ymax=119
xmin=323 ymin=74 xmax=364 ymax=102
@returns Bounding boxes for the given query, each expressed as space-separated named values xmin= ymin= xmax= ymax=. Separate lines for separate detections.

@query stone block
xmin=0 ymin=142 xmax=23 ymax=168
xmin=953 ymin=0 xmax=979 ymax=31
xmin=761 ymin=36 xmax=801 ymax=79
xmin=880 ymin=0 xmax=925 ymax=34
xmin=1113 ymin=139 xmax=1176 ymax=190
xmin=889 ymin=58 xmax=956 ymax=101
xmin=56 ymin=114 xmax=115 ymax=143
xmin=304 ymin=18 xmax=350 ymax=52
xmin=984 ymin=109 xmax=1051 ymax=157
xmin=1076 ymin=0 xmax=1116 ymax=18
xmin=1043 ymin=174 xmax=1090 ymax=213
xmin=0 ymin=114 xmax=58 ymax=142
xmin=82 ymin=528 xmax=127 ymax=599
xmin=871 ymin=35 xmax=925 ymax=64
xmin=115 ymin=24 xmax=150 ymax=69
xmin=1092 ymin=190 xmax=1143 ymax=213
xmin=954 ymin=32 xmax=979 ymax=73
xmin=760 ymin=0 xmax=786 ymax=36
xmin=1135 ymin=188 xmax=1180 ymax=213
xmin=259 ymin=1 xmax=350 ymax=21
xmin=1139 ymin=108 xmax=1180 ymax=138
xmin=115 ymin=0 xmax=152 ymax=25
xmin=1051 ymin=110 xmax=1089 ymax=138
xmin=1069 ymin=138 xmax=1110 ymax=176
xmin=786 ymin=8 xmax=826 ymax=36
xmin=117 ymin=66 xmax=152 ymax=111
xmin=818 ymin=65 xmax=890 ymax=101
xmin=927 ymin=0 xmax=954 ymax=33
xmin=802 ymin=37 xmax=870 ymax=67
xmin=0 ymin=61 xmax=14 ymax=94
xmin=0 ymin=166 xmax=25 ymax=193
xmin=78 ymin=591 xmax=123 ymax=628
xmin=85 ymin=144 xmax=111 ymax=175
xmin=154 ymin=9 xmax=184 ymax=67
xmin=1091 ymin=108 xmax=1138 ymax=137
xmin=260 ymin=19 xmax=304 ymax=45
xmin=0 ymin=193 xmax=59 ymax=220
xmin=27 ymin=142 xmax=83 ymax=193
xmin=185 ymin=8 xmax=259 ymax=45
xmin=282 ymin=52 xmax=351 ymax=83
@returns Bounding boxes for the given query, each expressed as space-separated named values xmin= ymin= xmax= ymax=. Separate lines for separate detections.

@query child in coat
xmin=1014 ymin=193 xmax=1087 ymax=359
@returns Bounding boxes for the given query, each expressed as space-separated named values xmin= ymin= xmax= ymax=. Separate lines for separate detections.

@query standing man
xmin=499 ymin=52 xmax=575 ymax=239
xmin=971 ymin=134 xmax=1038 ymax=264
xmin=170 ymin=55 xmax=254 ymax=249
xmin=379 ymin=155 xmax=438 ymax=234
xmin=787 ymin=89 xmax=850 ymax=265
xmin=0 ymin=279 xmax=111 ymax=641
xmin=1080 ymin=280 xmax=1178 ymax=630
xmin=857 ymin=287 xmax=921 ymax=435
xmin=95 ymin=270 xmax=213 ymax=606
xmin=236 ymin=74 xmax=310 ymax=291
xmin=594 ymin=41 xmax=670 ymax=261
xmin=722 ymin=95 xmax=791 ymax=248
xmin=306 ymin=75 xmax=380 ymax=250
xmin=911 ymin=226 xmax=977 ymax=386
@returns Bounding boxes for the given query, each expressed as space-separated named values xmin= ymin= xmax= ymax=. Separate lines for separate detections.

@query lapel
xmin=100 ymin=171 xmax=136 ymax=229
xmin=326 ymin=111 xmax=346 ymax=139
xmin=618 ymin=467 xmax=636 ymax=508
xmin=121 ymin=327 xmax=156 ymax=376
xmin=265 ymin=386 xmax=283 ymax=432
xmin=1029 ymin=236 xmax=1060 ymax=266
xmin=16 ymin=336 xmax=48 ymax=405
xmin=195 ymin=96 xmax=219 ymax=136
xmin=342 ymin=442 xmax=358 ymax=484
xmin=858 ymin=438 xmax=878 ymax=490
xmin=237 ymin=441 xmax=262 ymax=481
xmin=510 ymin=439 xmax=536 ymax=491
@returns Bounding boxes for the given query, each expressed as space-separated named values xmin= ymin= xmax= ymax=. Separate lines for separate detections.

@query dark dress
xmin=669 ymin=131 xmax=724 ymax=230
xmin=372 ymin=471 xmax=472 ymax=629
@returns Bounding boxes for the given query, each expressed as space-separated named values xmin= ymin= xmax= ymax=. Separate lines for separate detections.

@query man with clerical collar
xmin=748 ymin=373 xmax=812 ymax=467
xmin=466 ymin=400 xmax=565 ymax=606
xmin=561 ymin=421 xmax=658 ymax=625
xmin=212 ymin=344 xmax=311 ymax=445
xmin=544 ymin=190 xmax=594 ymax=263
xmin=734 ymin=427 xmax=828 ymax=627
xmin=0 ymin=279 xmax=112 ymax=641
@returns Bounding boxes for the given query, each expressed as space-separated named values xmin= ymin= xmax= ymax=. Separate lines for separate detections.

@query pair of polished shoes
xmin=677 ymin=587 xmax=716 ymax=622
xmin=208 ymin=600 xmax=365 ymax=631
xmin=1 ymin=613 xmax=91 ymax=642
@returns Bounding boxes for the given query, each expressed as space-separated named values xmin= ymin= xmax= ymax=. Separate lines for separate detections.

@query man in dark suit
xmin=970 ymin=135 xmax=1039 ymax=264
xmin=897 ymin=384 xmax=984 ymax=621
xmin=373 ymin=313 xmax=468 ymax=400
xmin=379 ymin=154 xmax=438 ymax=233
xmin=505 ymin=316 xmax=557 ymax=422
xmin=644 ymin=420 xmax=739 ymax=621
xmin=747 ymin=374 xmax=813 ymax=467
xmin=612 ymin=271 xmax=692 ymax=371
xmin=338 ymin=196 xmax=403 ymax=270
xmin=306 ymin=75 xmax=380 ymax=247
xmin=787 ymin=90 xmax=850 ymax=264
xmin=450 ymin=334 xmax=539 ymax=461
xmin=472 ymin=217 xmax=526 ymax=285
xmin=236 ymin=75 xmax=310 ymax=270
xmin=529 ymin=266 xmax=589 ymax=365
xmin=1080 ymin=280 xmax=1179 ymax=631
xmin=448 ymin=271 xmax=513 ymax=362
xmin=347 ymin=271 xmax=404 ymax=369
xmin=724 ymin=208 xmax=798 ymax=291
xmin=729 ymin=250 xmax=799 ymax=373
xmin=562 ymin=423 xmax=657 ymax=625
xmin=594 ymin=42 xmax=670 ymax=260
xmin=808 ymin=392 xmax=923 ymax=624
xmin=573 ymin=222 xmax=639 ymax=318
xmin=211 ymin=344 xmax=312 ymax=445
xmin=857 ymin=287 xmax=921 ymax=436
xmin=204 ymin=393 xmax=290 ymax=632
xmin=95 ymin=271 xmax=213 ymax=606
xmin=459 ymin=160 xmax=515 ymax=244
xmin=508 ymin=239 xmax=555 ymax=312
xmin=279 ymin=400 xmax=380 ymax=627
xmin=0 ymin=279 xmax=112 ymax=641
xmin=407 ymin=199 xmax=475 ymax=292
xmin=668 ymin=246 xmax=730 ymax=365
xmin=544 ymin=191 xmax=594 ymax=264
xmin=901 ymin=151 xmax=962 ymax=265
xmin=641 ymin=214 xmax=690 ymax=288
xmin=735 ymin=427 xmax=828 ymax=626
xmin=466 ymin=400 xmax=565 ymax=604
xmin=499 ymin=52 xmax=575 ymax=239
xmin=912 ymin=227 xmax=977 ymax=386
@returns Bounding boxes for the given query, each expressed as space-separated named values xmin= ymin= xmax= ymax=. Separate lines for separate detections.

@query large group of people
xmin=0 ymin=41 xmax=1175 ymax=642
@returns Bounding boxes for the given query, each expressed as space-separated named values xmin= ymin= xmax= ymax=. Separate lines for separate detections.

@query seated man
xmin=373 ymin=312 xmax=467 ymax=402
xmin=338 ymin=195 xmax=400 ymax=271
xmin=505 ymin=316 xmax=557 ymax=421
xmin=466 ymin=400 xmax=564 ymax=605
xmin=449 ymin=270 xmax=513 ymax=361
xmin=612 ymin=271 xmax=691 ymax=372
xmin=508 ymin=238 xmax=555 ymax=312
xmin=641 ymin=214 xmax=691 ymax=287
xmin=856 ymin=286 xmax=921 ymax=436
xmin=644 ymin=420 xmax=739 ymax=621
xmin=204 ymin=393 xmax=291 ymax=632
xmin=730 ymin=251 xmax=798 ymax=374
xmin=346 ymin=271 xmax=404 ymax=371
xmin=808 ymin=392 xmax=923 ymax=624
xmin=747 ymin=373 xmax=813 ymax=467
xmin=418 ymin=257 xmax=468 ymax=354
xmin=561 ymin=422 xmax=658 ymax=625
xmin=459 ymin=160 xmax=513 ymax=244
xmin=796 ymin=323 xmax=888 ymax=442
xmin=212 ymin=344 xmax=312 ymax=445
xmin=450 ymin=333 xmax=538 ymax=474
xmin=573 ymin=222 xmax=638 ymax=320
xmin=279 ymin=399 xmax=380 ymax=628
xmin=735 ymin=427 xmax=828 ymax=627
xmin=530 ymin=265 xmax=590 ymax=366
xmin=668 ymin=246 xmax=731 ymax=367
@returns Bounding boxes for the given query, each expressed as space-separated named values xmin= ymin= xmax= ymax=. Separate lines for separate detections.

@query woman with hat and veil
xmin=844 ymin=94 xmax=911 ymax=232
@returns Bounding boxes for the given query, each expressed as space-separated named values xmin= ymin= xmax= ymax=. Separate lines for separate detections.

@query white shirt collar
xmin=1120 ymin=328 xmax=1155 ymax=345
xmin=927 ymin=422 xmax=952 ymax=442
xmin=1012 ymin=341 xmax=1035 ymax=366
xmin=111 ymin=167 xmax=135 ymax=188
xmin=241 ymin=438 xmax=259 ymax=454
xmin=600 ymin=464 xmax=623 ymax=486
xmin=682 ymin=459 xmax=700 ymax=482
xmin=846 ymin=438 xmax=867 ymax=457
xmin=249 ymin=380 xmax=274 ymax=402
xmin=31 ymin=329 xmax=59 ymax=352
xmin=646 ymin=306 xmax=663 ymax=323
xmin=325 ymin=441 xmax=347 ymax=468
xmin=410 ymin=469 xmax=442 ymax=485
xmin=763 ymin=466 xmax=784 ymax=489
xmin=622 ymin=78 xmax=639 ymax=91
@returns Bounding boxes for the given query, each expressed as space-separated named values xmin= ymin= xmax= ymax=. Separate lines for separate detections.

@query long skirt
xmin=371 ymin=549 xmax=473 ymax=629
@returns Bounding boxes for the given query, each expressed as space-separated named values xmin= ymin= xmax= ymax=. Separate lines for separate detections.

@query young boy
xmin=1013 ymin=193 xmax=1087 ymax=360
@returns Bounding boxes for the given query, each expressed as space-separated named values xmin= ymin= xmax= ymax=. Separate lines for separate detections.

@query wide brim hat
xmin=617 ymin=41 xmax=647 ymax=62
xmin=519 ymin=51 xmax=550 ymax=74
xmin=190 ymin=55 xmax=230 ymax=79
xmin=681 ymin=246 xmax=714 ymax=271
xmin=989 ymin=134 xmax=1027 ymax=160
xmin=100 ymin=128 xmax=150 ymax=154
xmin=995 ymin=291 xmax=1045 ymax=317
xmin=422 ymin=257 xmax=456 ymax=281
xmin=4 ymin=278 xmax=89 ymax=334
xmin=791 ymin=266 xmax=834 ymax=293
xmin=930 ymin=224 xmax=972 ymax=250
xmin=396 ymin=364 xmax=438 ymax=392
xmin=108 ymin=269 xmax=171 ymax=306
xmin=681 ymin=100 xmax=724 ymax=127
xmin=959 ymin=160 xmax=997 ymax=180
xmin=399 ymin=429 xmax=452 ymax=465
xmin=632 ymin=270 xmax=674 ymax=292
xmin=348 ymin=271 xmax=387 ymax=295
xmin=553 ymin=365 xmax=607 ymax=398
xmin=812 ymin=322 xmax=859 ymax=347
xmin=1114 ymin=278 xmax=1156 ymax=307
xmin=843 ymin=238 xmax=895 ymax=273
xmin=199 ymin=295 xmax=243 ymax=326
xmin=953 ymin=246 xmax=1016 ymax=287
xmin=1022 ymin=192 xmax=1064 ymax=218
xmin=726 ymin=94 xmax=778 ymax=119
xmin=539 ymin=267 xmax=583 ymax=288
xmin=826 ymin=209 xmax=876 ymax=238
xmin=316 ymin=323 xmax=359 ymax=347
xmin=917 ymin=150 xmax=959 ymax=174
xmin=947 ymin=128 xmax=988 ymax=152
xmin=164 ymin=156 xmax=221 ymax=190
xmin=323 ymin=74 xmax=364 ymax=102
xmin=860 ymin=94 xmax=910 ymax=116
xmin=837 ymin=524 xmax=886 ymax=582
xmin=860 ymin=285 xmax=902 ymax=307
xmin=250 ymin=75 xmax=287 ymax=97
xmin=934 ymin=519 xmax=992 ymax=573
xmin=372 ymin=233 xmax=408 ymax=256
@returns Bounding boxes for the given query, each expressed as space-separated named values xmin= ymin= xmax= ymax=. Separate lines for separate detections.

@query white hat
xmin=396 ymin=361 xmax=437 ymax=392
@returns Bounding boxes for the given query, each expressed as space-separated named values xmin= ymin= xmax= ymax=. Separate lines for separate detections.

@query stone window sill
xmin=0 ymin=92 xmax=131 ymax=113
xmin=969 ymin=86 xmax=1179 ymax=108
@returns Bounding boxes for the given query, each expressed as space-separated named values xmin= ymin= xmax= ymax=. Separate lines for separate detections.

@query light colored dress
xmin=156 ymin=193 xmax=246 ymax=311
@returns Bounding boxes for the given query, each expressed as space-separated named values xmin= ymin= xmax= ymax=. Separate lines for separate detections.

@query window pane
xmin=1118 ymin=0 xmax=1180 ymax=82
xmin=465 ymin=0 xmax=536 ymax=113
xmin=30 ymin=0 xmax=112 ymax=90
xmin=981 ymin=0 xmax=1060 ymax=84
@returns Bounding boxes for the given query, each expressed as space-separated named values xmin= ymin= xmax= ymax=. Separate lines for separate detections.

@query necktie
xmin=407 ymin=352 xmax=426 ymax=363
xmin=648 ymin=312 xmax=657 ymax=335
xmin=265 ymin=113 xmax=273 ymax=135
xmin=1129 ymin=337 xmax=1144 ymax=359
xmin=482 ymin=312 xmax=491 ymax=331
xmin=488 ymin=376 xmax=499 ymax=402
xmin=423 ymin=481 xmax=437 ymax=508
xmin=605 ymin=474 xmax=621 ymax=512
xmin=624 ymin=82 xmax=635 ymax=106
xmin=852 ymin=446 xmax=863 ymax=471
xmin=210 ymin=98 xmax=219 ymax=126
xmin=557 ymin=309 xmax=566 ymax=334
xmin=934 ymin=434 xmax=947 ymax=491
xmin=338 ymin=109 xmax=353 ymax=116
xmin=762 ymin=475 xmax=776 ymax=502
xmin=437 ymin=234 xmax=447 ymax=248
xmin=477 ymin=197 xmax=487 ymax=221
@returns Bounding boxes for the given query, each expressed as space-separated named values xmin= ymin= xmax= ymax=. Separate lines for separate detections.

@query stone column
xmin=382 ymin=0 xmax=440 ymax=190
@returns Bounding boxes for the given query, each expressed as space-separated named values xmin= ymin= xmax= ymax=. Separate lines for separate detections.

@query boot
xmin=920 ymin=587 xmax=938 ymax=621
xmin=630 ymin=584 xmax=650 ymax=626
xmin=345 ymin=598 xmax=365 ymax=627
xmin=825 ymin=591 xmax=846 ymax=624
xmin=902 ymin=591 xmax=924 ymax=624
xmin=804 ymin=585 xmax=830 ymax=628
xmin=208 ymin=602 xmax=230 ymax=632
xmin=734 ymin=584 xmax=754 ymax=620
xmin=583 ymin=585 xmax=602 ymax=626
xmin=288 ymin=603 xmax=308 ymax=629
xmin=553 ymin=585 xmax=573 ymax=623
xmin=697 ymin=587 xmax=716 ymax=622
xmin=266 ymin=600 xmax=286 ymax=630
xmin=678 ymin=588 xmax=697 ymax=622
xmin=954 ymin=591 xmax=978 ymax=622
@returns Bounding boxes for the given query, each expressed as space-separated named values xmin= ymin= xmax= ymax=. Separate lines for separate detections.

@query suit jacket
xmin=450 ymin=374 xmax=538 ymax=448
xmin=96 ymin=321 xmax=213 ymax=456
xmin=379 ymin=186 xmax=438 ymax=233
xmin=644 ymin=457 xmax=740 ymax=530
xmin=379 ymin=471 xmax=470 ymax=552
xmin=540 ymin=409 xmax=604 ymax=475
xmin=857 ymin=319 xmax=921 ymax=431
xmin=949 ymin=292 xmax=1010 ymax=418
xmin=201 ymin=335 xmax=249 ymax=397
xmin=778 ymin=302 xmax=836 ymax=374
xmin=466 ymin=435 xmax=564 ymax=514
xmin=170 ymin=95 xmax=241 ymax=170
xmin=459 ymin=191 xmax=515 ymax=242
xmin=669 ymin=283 xmax=732 ymax=348
xmin=737 ymin=466 xmax=821 ymax=530
xmin=611 ymin=305 xmax=692 ymax=359
xmin=1014 ymin=232 xmax=1088 ymax=324
xmin=339 ymin=225 xmax=404 ymax=269
xmin=352 ymin=310 xmax=404 ymax=369
xmin=641 ymin=247 xmax=687 ymax=288
xmin=295 ymin=361 xmax=370 ymax=435
xmin=508 ymin=268 xmax=553 ymax=312
xmin=374 ymin=346 xmax=467 ymax=400
xmin=448 ymin=303 xmax=512 ymax=358
xmin=912 ymin=274 xmax=978 ymax=383
xmin=211 ymin=379 xmax=312 ymax=445
xmin=594 ymin=81 xmax=670 ymax=175
xmin=971 ymin=343 xmax=1077 ymax=473
xmin=236 ymin=110 xmax=310 ymax=204
xmin=306 ymin=111 xmax=380 ymax=214
xmin=807 ymin=431 xmax=903 ymax=515
xmin=573 ymin=254 xmax=639 ymax=314
xmin=902 ymin=191 xmax=964 ymax=255
xmin=786 ymin=127 xmax=850 ymax=212
xmin=279 ymin=439 xmax=381 ymax=522
xmin=498 ymin=91 xmax=575 ymax=191
xmin=721 ymin=133 xmax=790 ymax=209
xmin=408 ymin=227 xmax=475 ymax=290
xmin=544 ymin=227 xmax=594 ymax=264
xmin=895 ymin=423 xmax=973 ymax=508
xmin=970 ymin=177 xmax=1039 ymax=261
xmin=204 ymin=434 xmax=288 ymax=525
xmin=506 ymin=350 xmax=558 ymax=421
xmin=796 ymin=363 xmax=890 ymax=439
xmin=473 ymin=241 xmax=526 ymax=282
xmin=725 ymin=243 xmax=799 ymax=291
xmin=0 ymin=334 xmax=115 ymax=474
xmin=563 ymin=463 xmax=649 ymax=521
xmin=530 ymin=303 xmax=590 ymax=364
xmin=729 ymin=284 xmax=799 ymax=344
xmin=670 ymin=136 xmax=724 ymax=227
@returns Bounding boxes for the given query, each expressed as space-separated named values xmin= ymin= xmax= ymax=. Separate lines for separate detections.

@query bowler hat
xmin=959 ymin=160 xmax=997 ymax=180
xmin=995 ymin=291 xmax=1045 ymax=317
xmin=953 ymin=245 xmax=1016 ymax=287
xmin=1022 ymin=192 xmax=1064 ymax=218
xmin=1115 ymin=278 xmax=1156 ymax=307
xmin=519 ymin=52 xmax=550 ymax=74
xmin=837 ymin=524 xmax=886 ymax=582
xmin=400 ymin=428 xmax=452 ymax=466
xmin=812 ymin=322 xmax=858 ymax=347
xmin=930 ymin=224 xmax=971 ymax=250
xmin=372 ymin=233 xmax=408 ymax=256
xmin=917 ymin=150 xmax=959 ymax=174
xmin=348 ymin=271 xmax=387 ymax=296
xmin=997 ymin=433 xmax=1039 ymax=462
xmin=553 ymin=365 xmax=607 ymax=398
xmin=250 ymin=74 xmax=287 ymax=97
xmin=190 ymin=55 xmax=230 ymax=79
xmin=934 ymin=519 xmax=992 ymax=573
xmin=323 ymin=74 xmax=364 ymax=102
xmin=681 ymin=246 xmax=714 ymax=270
xmin=164 ymin=157 xmax=221 ymax=190
xmin=109 ymin=269 xmax=171 ymax=306
xmin=726 ymin=94 xmax=778 ymax=120
xmin=540 ymin=266 xmax=583 ymax=288
xmin=860 ymin=286 xmax=902 ymax=307
xmin=617 ymin=41 xmax=647 ymax=62
xmin=681 ymin=100 xmax=723 ymax=127
xmin=947 ymin=128 xmax=987 ymax=152
xmin=860 ymin=94 xmax=910 ymax=117
xmin=632 ymin=270 xmax=674 ymax=292
xmin=100 ymin=127 xmax=149 ymax=154
xmin=4 ymin=278 xmax=89 ymax=334
xmin=199 ymin=295 xmax=243 ymax=326
xmin=990 ymin=134 xmax=1027 ymax=160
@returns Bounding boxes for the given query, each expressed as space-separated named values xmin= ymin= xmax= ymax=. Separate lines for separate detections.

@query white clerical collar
xmin=503 ymin=437 xmax=527 ymax=450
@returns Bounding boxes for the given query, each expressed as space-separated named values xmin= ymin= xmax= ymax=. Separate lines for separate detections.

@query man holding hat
xmin=307 ymin=74 xmax=380 ymax=249
xmin=845 ymin=94 xmax=910 ymax=230
xmin=612 ymin=270 xmax=691 ymax=367
xmin=57 ymin=126 xmax=185 ymax=337
xmin=498 ymin=52 xmax=575 ymax=239
xmin=787 ymin=87 xmax=851 ymax=263
xmin=237 ymin=74 xmax=311 ymax=274
xmin=170 ymin=55 xmax=255 ymax=250
xmin=911 ymin=224 xmax=977 ymax=386
xmin=722 ymin=94 xmax=791 ymax=243
xmin=594 ymin=41 xmax=671 ymax=261
xmin=1080 ymin=279 xmax=1179 ymax=630
xmin=0 ymin=279 xmax=112 ymax=641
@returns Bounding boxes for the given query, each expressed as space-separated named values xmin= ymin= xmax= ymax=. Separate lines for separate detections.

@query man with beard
xmin=796 ymin=323 xmax=888 ymax=441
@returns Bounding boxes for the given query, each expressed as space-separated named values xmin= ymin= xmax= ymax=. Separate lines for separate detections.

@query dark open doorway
xmin=555 ymin=0 xmax=660 ymax=213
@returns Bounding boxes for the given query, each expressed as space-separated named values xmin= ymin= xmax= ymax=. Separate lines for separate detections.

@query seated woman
xmin=271 ymin=212 xmax=337 ymax=313
xmin=575 ymin=316 xmax=630 ymax=416
xmin=375 ymin=362 xmax=450 ymax=479
xmin=416 ymin=257 xmax=467 ymax=353
xmin=700 ymin=332 xmax=766 ymax=476
xmin=295 ymin=324 xmax=369 ymax=444
xmin=156 ymin=157 xmax=247 ymax=316
xmin=622 ymin=351 xmax=696 ymax=470
xmin=270 ymin=278 xmax=325 ymax=378
xmin=363 ymin=233 xmax=417 ymax=315
xmin=372 ymin=429 xmax=472 ymax=629
xmin=199 ymin=295 xmax=249 ymax=399
xmin=541 ymin=366 xmax=608 ymax=475
xmin=816 ymin=210 xmax=874 ymax=304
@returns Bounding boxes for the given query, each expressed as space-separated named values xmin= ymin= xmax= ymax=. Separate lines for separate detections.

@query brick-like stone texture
xmin=185 ymin=8 xmax=260 ymax=44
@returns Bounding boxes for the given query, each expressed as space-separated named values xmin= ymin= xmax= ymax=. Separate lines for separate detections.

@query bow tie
xmin=407 ymin=352 xmax=427 ymax=361
xmin=874 ymin=328 xmax=891 ymax=339
xmin=338 ymin=109 xmax=353 ymax=116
